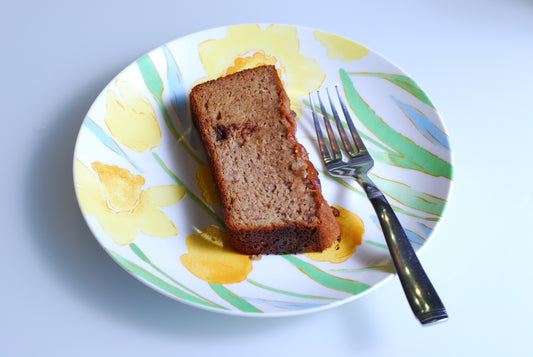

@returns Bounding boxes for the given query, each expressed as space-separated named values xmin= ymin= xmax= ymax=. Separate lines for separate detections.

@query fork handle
xmin=362 ymin=180 xmax=448 ymax=325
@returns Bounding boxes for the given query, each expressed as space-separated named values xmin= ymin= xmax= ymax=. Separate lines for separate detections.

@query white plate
xmin=73 ymin=24 xmax=453 ymax=317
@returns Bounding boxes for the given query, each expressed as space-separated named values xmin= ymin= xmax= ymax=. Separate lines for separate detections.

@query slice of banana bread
xmin=189 ymin=65 xmax=340 ymax=255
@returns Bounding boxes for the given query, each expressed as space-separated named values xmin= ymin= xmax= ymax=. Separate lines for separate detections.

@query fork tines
xmin=309 ymin=86 xmax=368 ymax=163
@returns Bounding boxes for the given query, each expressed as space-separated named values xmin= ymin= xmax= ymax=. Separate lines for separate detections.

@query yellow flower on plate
xmin=196 ymin=164 xmax=220 ymax=205
xmin=314 ymin=30 xmax=370 ymax=62
xmin=75 ymin=159 xmax=185 ymax=245
xmin=197 ymin=24 xmax=326 ymax=119
xmin=305 ymin=205 xmax=365 ymax=263
xmin=105 ymin=80 xmax=162 ymax=152
xmin=180 ymin=225 xmax=253 ymax=284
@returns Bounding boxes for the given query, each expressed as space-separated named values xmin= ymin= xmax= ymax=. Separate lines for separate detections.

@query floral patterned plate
xmin=73 ymin=24 xmax=453 ymax=317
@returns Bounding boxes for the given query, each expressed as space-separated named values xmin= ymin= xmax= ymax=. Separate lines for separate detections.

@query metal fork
xmin=310 ymin=87 xmax=448 ymax=325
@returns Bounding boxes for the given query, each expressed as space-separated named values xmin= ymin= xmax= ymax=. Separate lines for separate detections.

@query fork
xmin=310 ymin=87 xmax=448 ymax=325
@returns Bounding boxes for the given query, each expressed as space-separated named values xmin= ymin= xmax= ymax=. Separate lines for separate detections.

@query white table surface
xmin=2 ymin=0 xmax=532 ymax=356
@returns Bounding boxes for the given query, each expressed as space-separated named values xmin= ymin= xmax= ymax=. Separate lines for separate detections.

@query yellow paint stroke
xmin=372 ymin=172 xmax=445 ymax=203
xmin=225 ymin=51 xmax=282 ymax=81
xmin=370 ymin=173 xmax=445 ymax=216
xmin=105 ymin=80 xmax=162 ymax=152
xmin=305 ymin=205 xmax=364 ymax=263
xmin=75 ymin=159 xmax=185 ymax=245
xmin=417 ymin=196 xmax=435 ymax=204
xmin=407 ymin=229 xmax=427 ymax=243
xmin=197 ymin=24 xmax=326 ymax=119
xmin=196 ymin=164 xmax=220 ymax=205
xmin=314 ymin=30 xmax=370 ymax=62
xmin=371 ymin=172 xmax=411 ymax=188
xmin=180 ymin=226 xmax=253 ymax=284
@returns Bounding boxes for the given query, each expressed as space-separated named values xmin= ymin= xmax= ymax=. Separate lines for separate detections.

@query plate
xmin=73 ymin=24 xmax=453 ymax=317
